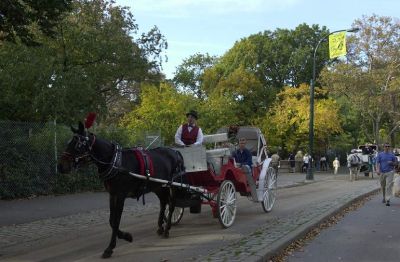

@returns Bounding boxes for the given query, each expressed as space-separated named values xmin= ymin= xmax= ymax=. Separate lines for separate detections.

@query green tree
xmin=198 ymin=90 xmax=241 ymax=134
xmin=0 ymin=0 xmax=167 ymax=124
xmin=173 ymin=53 xmax=218 ymax=99
xmin=211 ymin=66 xmax=267 ymax=124
xmin=201 ymin=23 xmax=331 ymax=123
xmin=257 ymin=84 xmax=342 ymax=154
xmin=0 ymin=0 xmax=72 ymax=45
xmin=321 ymin=14 xmax=400 ymax=146
xmin=120 ymin=82 xmax=198 ymax=145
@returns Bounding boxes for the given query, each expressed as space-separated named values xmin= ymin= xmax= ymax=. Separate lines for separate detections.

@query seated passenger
xmin=175 ymin=110 xmax=204 ymax=147
xmin=232 ymin=137 xmax=252 ymax=169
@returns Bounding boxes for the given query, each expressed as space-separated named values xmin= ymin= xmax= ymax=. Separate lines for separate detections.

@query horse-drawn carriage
xmin=164 ymin=126 xmax=277 ymax=228
xmin=58 ymin=118 xmax=277 ymax=258
xmin=356 ymin=144 xmax=377 ymax=178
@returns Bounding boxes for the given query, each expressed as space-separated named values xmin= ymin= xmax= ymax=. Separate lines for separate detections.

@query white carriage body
xmin=173 ymin=146 xmax=208 ymax=172
xmin=174 ymin=127 xmax=270 ymax=175
xmin=174 ymin=132 xmax=231 ymax=173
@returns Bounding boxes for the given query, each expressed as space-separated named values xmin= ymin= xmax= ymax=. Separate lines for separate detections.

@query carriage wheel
xmin=261 ymin=167 xmax=277 ymax=213
xmin=217 ymin=180 xmax=237 ymax=228
xmin=164 ymin=205 xmax=184 ymax=226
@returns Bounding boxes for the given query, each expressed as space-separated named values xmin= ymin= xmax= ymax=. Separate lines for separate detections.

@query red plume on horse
xmin=84 ymin=112 xmax=96 ymax=129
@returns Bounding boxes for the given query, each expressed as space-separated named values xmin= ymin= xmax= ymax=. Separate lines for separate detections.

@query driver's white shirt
xmin=174 ymin=124 xmax=204 ymax=146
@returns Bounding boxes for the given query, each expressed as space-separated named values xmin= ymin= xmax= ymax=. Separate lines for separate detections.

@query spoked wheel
xmin=217 ymin=180 xmax=237 ymax=228
xmin=164 ymin=205 xmax=184 ymax=226
xmin=261 ymin=167 xmax=277 ymax=213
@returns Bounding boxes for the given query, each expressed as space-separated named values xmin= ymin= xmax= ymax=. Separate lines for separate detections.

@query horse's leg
xmin=102 ymin=194 xmax=127 ymax=258
xmin=163 ymin=187 xmax=176 ymax=238
xmin=156 ymin=191 xmax=167 ymax=236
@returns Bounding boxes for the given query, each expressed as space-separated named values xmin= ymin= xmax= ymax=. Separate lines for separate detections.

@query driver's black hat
xmin=186 ymin=110 xmax=198 ymax=119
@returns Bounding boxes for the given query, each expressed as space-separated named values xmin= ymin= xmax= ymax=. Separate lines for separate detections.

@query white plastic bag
xmin=393 ymin=173 xmax=400 ymax=197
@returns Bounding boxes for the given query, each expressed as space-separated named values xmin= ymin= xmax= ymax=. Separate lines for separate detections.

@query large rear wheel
xmin=217 ymin=180 xmax=237 ymax=228
xmin=261 ymin=167 xmax=277 ymax=212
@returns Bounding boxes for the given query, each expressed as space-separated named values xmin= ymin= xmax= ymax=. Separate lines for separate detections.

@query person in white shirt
xmin=175 ymin=110 xmax=204 ymax=147
xmin=302 ymin=153 xmax=310 ymax=172
xmin=332 ymin=157 xmax=340 ymax=175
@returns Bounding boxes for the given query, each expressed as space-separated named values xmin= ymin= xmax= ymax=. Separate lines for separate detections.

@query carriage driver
xmin=175 ymin=110 xmax=204 ymax=147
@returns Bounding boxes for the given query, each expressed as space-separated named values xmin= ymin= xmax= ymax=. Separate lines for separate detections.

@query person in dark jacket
xmin=232 ymin=137 xmax=253 ymax=168
xmin=175 ymin=110 xmax=204 ymax=146
xmin=288 ymin=153 xmax=295 ymax=173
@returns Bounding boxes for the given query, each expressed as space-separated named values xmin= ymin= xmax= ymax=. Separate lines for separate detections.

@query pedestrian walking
xmin=347 ymin=149 xmax=361 ymax=181
xmin=302 ymin=153 xmax=310 ymax=173
xmin=320 ymin=155 xmax=328 ymax=171
xmin=295 ymin=151 xmax=303 ymax=172
xmin=333 ymin=157 xmax=340 ymax=175
xmin=376 ymin=143 xmax=398 ymax=206
xmin=288 ymin=153 xmax=295 ymax=173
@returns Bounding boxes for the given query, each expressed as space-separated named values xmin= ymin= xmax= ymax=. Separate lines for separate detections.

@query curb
xmin=255 ymin=187 xmax=381 ymax=261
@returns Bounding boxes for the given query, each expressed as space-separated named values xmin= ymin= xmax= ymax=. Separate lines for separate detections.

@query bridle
xmin=61 ymin=133 xmax=122 ymax=180
xmin=60 ymin=133 xmax=97 ymax=168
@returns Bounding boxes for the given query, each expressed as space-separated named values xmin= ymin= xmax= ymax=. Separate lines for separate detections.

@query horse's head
xmin=58 ymin=122 xmax=94 ymax=174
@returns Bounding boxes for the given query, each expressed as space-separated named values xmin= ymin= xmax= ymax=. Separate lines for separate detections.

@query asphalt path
xmin=0 ymin=192 xmax=159 ymax=226
xmin=0 ymin=175 xmax=379 ymax=262
xmin=288 ymin=194 xmax=400 ymax=262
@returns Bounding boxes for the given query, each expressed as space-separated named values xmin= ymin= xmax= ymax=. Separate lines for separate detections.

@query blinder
xmin=61 ymin=133 xmax=94 ymax=169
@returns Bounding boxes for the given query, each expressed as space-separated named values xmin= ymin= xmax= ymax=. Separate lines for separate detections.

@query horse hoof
xmin=163 ymin=231 xmax=169 ymax=238
xmin=124 ymin=232 xmax=133 ymax=242
xmin=102 ymin=249 xmax=113 ymax=259
xmin=157 ymin=228 xmax=164 ymax=236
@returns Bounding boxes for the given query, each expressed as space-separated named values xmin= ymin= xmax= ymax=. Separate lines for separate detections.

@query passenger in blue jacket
xmin=232 ymin=137 xmax=253 ymax=168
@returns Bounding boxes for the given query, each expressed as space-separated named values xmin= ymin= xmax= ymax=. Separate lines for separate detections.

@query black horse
xmin=58 ymin=122 xmax=185 ymax=258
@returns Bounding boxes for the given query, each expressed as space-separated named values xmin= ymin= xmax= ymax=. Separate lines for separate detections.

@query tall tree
xmin=173 ymin=53 xmax=218 ymax=99
xmin=0 ymin=0 xmax=167 ymax=123
xmin=0 ymin=0 xmax=72 ymax=45
xmin=120 ymin=82 xmax=198 ymax=145
xmin=256 ymin=84 xmax=342 ymax=154
xmin=321 ymin=14 xmax=400 ymax=146
xmin=201 ymin=23 xmax=330 ymax=119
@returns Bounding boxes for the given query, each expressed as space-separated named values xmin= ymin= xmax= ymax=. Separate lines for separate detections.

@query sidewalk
xmin=289 ymin=193 xmax=400 ymax=261
xmin=277 ymin=170 xmax=348 ymax=188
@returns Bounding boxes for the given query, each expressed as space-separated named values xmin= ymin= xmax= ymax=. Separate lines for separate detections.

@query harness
xmin=98 ymin=144 xmax=122 ymax=181
xmin=132 ymin=149 xmax=154 ymax=177
xmin=131 ymin=149 xmax=154 ymax=204
xmin=63 ymin=134 xmax=186 ymax=205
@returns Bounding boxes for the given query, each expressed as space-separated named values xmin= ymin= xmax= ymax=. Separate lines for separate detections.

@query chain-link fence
xmin=0 ymin=120 xmax=60 ymax=199
xmin=0 ymin=120 xmax=164 ymax=199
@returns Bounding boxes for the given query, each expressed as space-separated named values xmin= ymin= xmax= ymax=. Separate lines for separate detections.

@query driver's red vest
xmin=181 ymin=124 xmax=199 ymax=145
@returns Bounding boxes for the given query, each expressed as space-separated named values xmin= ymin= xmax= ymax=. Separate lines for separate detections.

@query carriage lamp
xmin=306 ymin=27 xmax=360 ymax=181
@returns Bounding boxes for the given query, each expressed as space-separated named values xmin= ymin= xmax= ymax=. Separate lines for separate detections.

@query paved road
xmin=0 ymin=171 xmax=339 ymax=226
xmin=0 ymin=171 xmax=379 ymax=261
xmin=288 ymin=194 xmax=400 ymax=262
